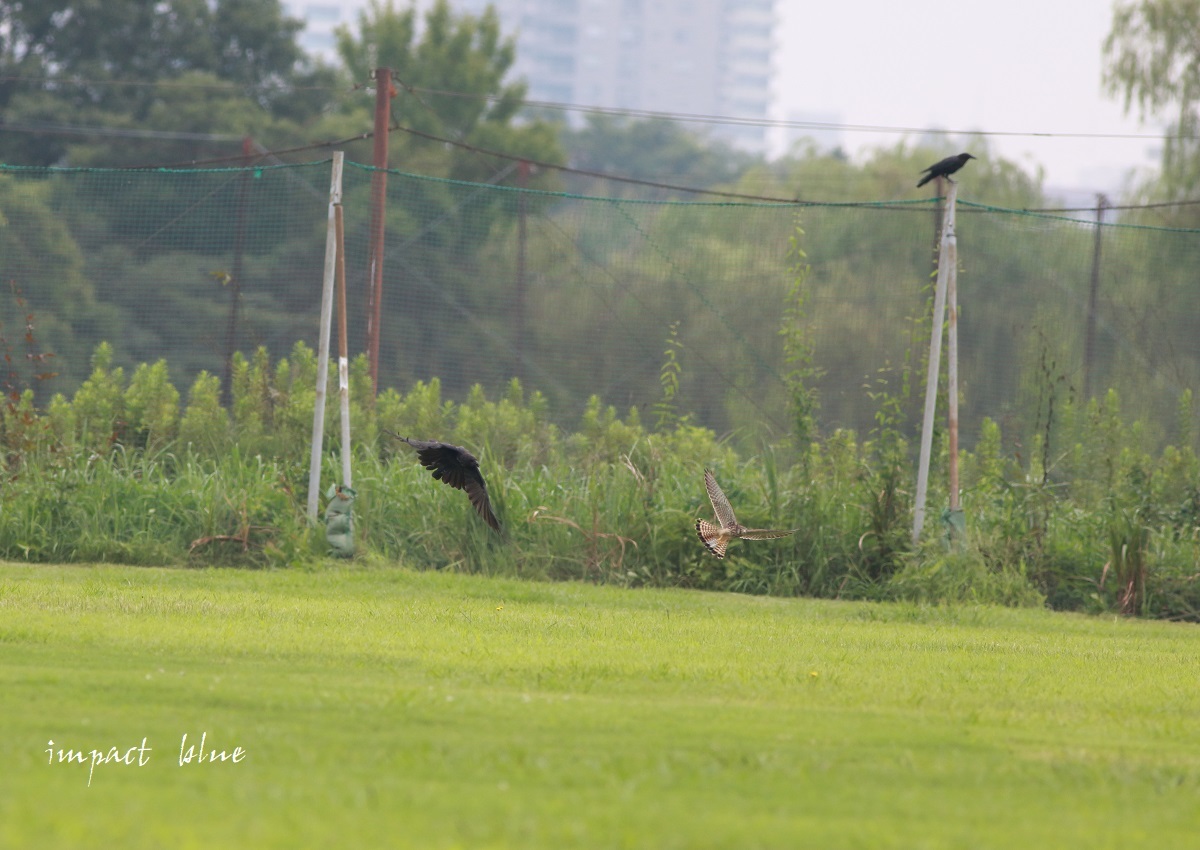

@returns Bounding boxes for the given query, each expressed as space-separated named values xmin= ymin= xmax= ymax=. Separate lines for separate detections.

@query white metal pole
xmin=338 ymin=357 xmax=352 ymax=488
xmin=912 ymin=180 xmax=958 ymax=543
xmin=306 ymin=152 xmax=344 ymax=522
xmin=947 ymin=200 xmax=960 ymax=514
xmin=335 ymin=203 xmax=353 ymax=488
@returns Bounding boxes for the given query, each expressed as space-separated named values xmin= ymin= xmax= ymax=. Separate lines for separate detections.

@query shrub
xmin=124 ymin=360 xmax=180 ymax=451
xmin=1 ymin=342 xmax=1199 ymax=622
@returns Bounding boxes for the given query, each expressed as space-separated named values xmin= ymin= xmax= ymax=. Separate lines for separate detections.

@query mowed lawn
xmin=1 ymin=562 xmax=1198 ymax=849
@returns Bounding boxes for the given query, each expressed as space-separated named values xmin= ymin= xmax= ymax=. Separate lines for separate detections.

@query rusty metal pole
xmin=1083 ymin=194 xmax=1107 ymax=400
xmin=222 ymin=135 xmax=254 ymax=406
xmin=365 ymin=68 xmax=394 ymax=397
xmin=515 ymin=160 xmax=530 ymax=383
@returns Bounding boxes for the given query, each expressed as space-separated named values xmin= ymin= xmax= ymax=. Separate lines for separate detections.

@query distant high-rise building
xmin=779 ymin=110 xmax=845 ymax=157
xmin=284 ymin=0 xmax=777 ymax=153
xmin=455 ymin=0 xmax=776 ymax=152
xmin=284 ymin=1 xmax=349 ymax=59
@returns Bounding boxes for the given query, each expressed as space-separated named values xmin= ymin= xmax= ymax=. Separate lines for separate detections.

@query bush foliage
xmin=2 ymin=339 xmax=1200 ymax=622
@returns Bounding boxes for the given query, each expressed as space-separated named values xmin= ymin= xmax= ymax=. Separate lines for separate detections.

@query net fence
xmin=3 ymin=158 xmax=1199 ymax=451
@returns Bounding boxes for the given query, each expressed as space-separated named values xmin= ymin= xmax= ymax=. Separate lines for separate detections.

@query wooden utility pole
xmin=365 ymin=68 xmax=395 ymax=397
xmin=1083 ymin=194 xmax=1108 ymax=399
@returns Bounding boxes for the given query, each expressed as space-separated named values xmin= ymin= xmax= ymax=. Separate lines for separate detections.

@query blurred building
xmin=284 ymin=0 xmax=348 ymax=58
xmin=283 ymin=0 xmax=777 ymax=154
xmin=777 ymin=109 xmax=844 ymax=158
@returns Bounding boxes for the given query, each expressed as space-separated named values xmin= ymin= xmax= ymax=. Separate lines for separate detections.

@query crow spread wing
xmin=385 ymin=431 xmax=501 ymax=531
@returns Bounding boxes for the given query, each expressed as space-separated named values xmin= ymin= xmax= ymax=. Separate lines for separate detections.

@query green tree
xmin=1103 ymin=0 xmax=1200 ymax=200
xmin=562 ymin=115 xmax=761 ymax=198
xmin=330 ymin=0 xmax=565 ymax=393
xmin=0 ymin=0 xmax=322 ymax=166
xmin=125 ymin=360 xmax=181 ymax=451
xmin=0 ymin=176 xmax=122 ymax=394
xmin=71 ymin=343 xmax=126 ymax=451
xmin=0 ymin=0 xmax=305 ymax=106
xmin=178 ymin=371 xmax=231 ymax=454
xmin=333 ymin=0 xmax=562 ymax=185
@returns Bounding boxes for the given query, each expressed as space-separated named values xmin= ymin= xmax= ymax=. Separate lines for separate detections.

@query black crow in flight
xmin=917 ymin=152 xmax=976 ymax=188
xmin=385 ymin=430 xmax=501 ymax=531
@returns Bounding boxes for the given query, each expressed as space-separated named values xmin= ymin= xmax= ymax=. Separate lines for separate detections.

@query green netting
xmin=3 ymin=159 xmax=1199 ymax=448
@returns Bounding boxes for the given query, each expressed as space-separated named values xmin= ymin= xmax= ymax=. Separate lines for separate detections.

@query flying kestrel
xmin=385 ymin=430 xmax=501 ymax=531
xmin=695 ymin=469 xmax=795 ymax=558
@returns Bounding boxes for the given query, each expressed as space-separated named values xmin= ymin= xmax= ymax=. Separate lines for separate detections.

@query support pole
xmin=913 ymin=180 xmax=958 ymax=543
xmin=365 ymin=67 xmax=394 ymax=398
xmin=335 ymin=203 xmax=353 ymax=489
xmin=947 ymin=210 xmax=960 ymax=514
xmin=221 ymin=135 xmax=254 ymax=406
xmin=1083 ymin=194 xmax=1107 ymax=400
xmin=515 ymin=159 xmax=530 ymax=383
xmin=931 ymin=175 xmax=944 ymax=258
xmin=307 ymin=152 xmax=344 ymax=522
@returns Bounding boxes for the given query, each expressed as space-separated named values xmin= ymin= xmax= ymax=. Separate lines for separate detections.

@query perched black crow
xmin=385 ymin=431 xmax=501 ymax=531
xmin=917 ymin=152 xmax=976 ymax=188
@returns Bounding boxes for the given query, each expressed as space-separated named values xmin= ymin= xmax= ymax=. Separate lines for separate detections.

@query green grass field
xmin=2 ymin=561 xmax=1198 ymax=849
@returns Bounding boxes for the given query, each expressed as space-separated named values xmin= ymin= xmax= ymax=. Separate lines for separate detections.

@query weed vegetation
xmin=2 ymin=336 xmax=1200 ymax=619
xmin=3 ymin=339 xmax=1200 ymax=620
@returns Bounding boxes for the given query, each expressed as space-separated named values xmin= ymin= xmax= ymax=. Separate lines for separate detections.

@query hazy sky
xmin=774 ymin=0 xmax=1164 ymax=195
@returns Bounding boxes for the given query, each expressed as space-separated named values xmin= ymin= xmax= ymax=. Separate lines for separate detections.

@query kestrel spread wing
xmin=385 ymin=430 xmax=501 ymax=531
xmin=695 ymin=468 xmax=795 ymax=559
xmin=703 ymin=468 xmax=739 ymax=529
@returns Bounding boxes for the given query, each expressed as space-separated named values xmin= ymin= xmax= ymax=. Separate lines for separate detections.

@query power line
xmin=374 ymin=123 xmax=1200 ymax=216
xmin=0 ymin=117 xmax=375 ymax=168
xmin=389 ymin=123 xmax=797 ymax=203
xmin=409 ymin=85 xmax=1189 ymax=144
xmin=7 ymin=93 xmax=1200 ymax=216
xmin=0 ymin=119 xmax=243 ymax=143
xmin=2 ymin=71 xmax=1192 ymax=145
xmin=12 ymin=114 xmax=1200 ymax=216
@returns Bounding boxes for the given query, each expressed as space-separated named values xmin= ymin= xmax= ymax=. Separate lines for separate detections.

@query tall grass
xmin=3 ymin=343 xmax=1200 ymax=619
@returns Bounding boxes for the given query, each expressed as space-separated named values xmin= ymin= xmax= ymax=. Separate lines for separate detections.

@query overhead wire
xmin=4 ymin=74 xmax=1200 ymax=213
xmin=381 ymin=73 xmax=797 ymax=430
xmin=2 ymin=71 xmax=1187 ymax=143
xmin=7 ymin=71 xmax=1200 ymax=430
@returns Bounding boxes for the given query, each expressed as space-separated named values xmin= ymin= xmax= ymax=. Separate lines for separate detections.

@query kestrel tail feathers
xmin=695 ymin=518 xmax=730 ymax=558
